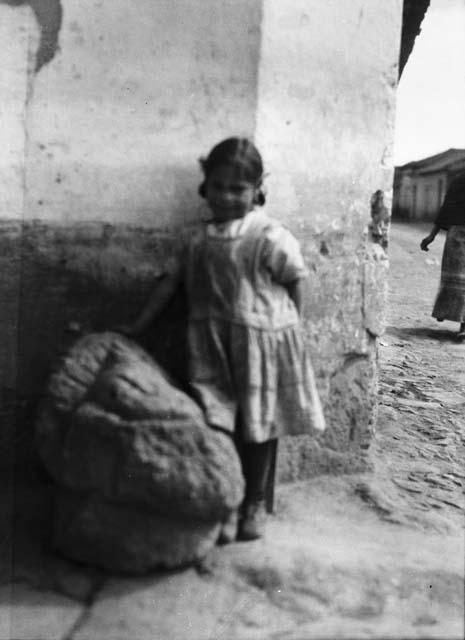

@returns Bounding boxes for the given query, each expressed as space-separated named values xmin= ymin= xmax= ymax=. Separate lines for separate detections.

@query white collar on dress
xmin=206 ymin=209 xmax=263 ymax=238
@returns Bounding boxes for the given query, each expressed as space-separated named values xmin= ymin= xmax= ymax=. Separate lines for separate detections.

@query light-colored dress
xmin=182 ymin=209 xmax=325 ymax=443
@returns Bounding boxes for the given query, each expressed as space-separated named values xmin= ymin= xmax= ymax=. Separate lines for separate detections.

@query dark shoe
xmin=217 ymin=510 xmax=238 ymax=545
xmin=237 ymin=500 xmax=266 ymax=541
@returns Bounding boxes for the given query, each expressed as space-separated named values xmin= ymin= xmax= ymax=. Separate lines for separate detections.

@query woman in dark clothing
xmin=421 ymin=171 xmax=465 ymax=338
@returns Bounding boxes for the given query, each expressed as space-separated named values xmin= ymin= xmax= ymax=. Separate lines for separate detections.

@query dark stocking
xmin=240 ymin=440 xmax=275 ymax=503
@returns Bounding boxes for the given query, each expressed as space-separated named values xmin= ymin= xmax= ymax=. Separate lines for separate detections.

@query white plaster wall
xmin=0 ymin=4 xmax=35 ymax=219
xmin=23 ymin=0 xmax=262 ymax=225
xmin=0 ymin=4 xmax=38 ymax=389
xmin=256 ymin=0 xmax=401 ymax=230
xmin=3 ymin=0 xmax=402 ymax=230
xmin=252 ymin=0 xmax=401 ymax=378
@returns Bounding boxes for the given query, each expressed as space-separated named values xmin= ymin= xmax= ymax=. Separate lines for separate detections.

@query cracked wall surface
xmin=1 ymin=0 xmax=402 ymax=479
xmin=0 ymin=0 xmax=62 ymax=72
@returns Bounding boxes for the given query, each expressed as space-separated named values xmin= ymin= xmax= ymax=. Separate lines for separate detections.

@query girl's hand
xmin=420 ymin=235 xmax=434 ymax=251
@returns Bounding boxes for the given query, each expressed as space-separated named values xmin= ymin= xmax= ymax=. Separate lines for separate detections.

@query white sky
xmin=393 ymin=0 xmax=465 ymax=166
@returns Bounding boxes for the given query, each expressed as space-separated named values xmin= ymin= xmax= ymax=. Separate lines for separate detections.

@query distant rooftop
xmin=397 ymin=148 xmax=465 ymax=174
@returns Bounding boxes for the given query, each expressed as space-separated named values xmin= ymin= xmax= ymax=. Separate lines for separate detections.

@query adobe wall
xmin=0 ymin=0 xmax=402 ymax=479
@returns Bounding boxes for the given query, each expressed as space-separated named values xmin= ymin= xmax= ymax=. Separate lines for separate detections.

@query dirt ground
xmin=1 ymin=221 xmax=464 ymax=640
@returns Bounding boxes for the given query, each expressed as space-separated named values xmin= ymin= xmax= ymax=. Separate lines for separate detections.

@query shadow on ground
xmin=385 ymin=325 xmax=462 ymax=343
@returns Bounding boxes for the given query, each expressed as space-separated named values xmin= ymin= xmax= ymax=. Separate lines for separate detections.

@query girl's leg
xmin=265 ymin=439 xmax=278 ymax=514
xmin=241 ymin=440 xmax=275 ymax=503
xmin=238 ymin=439 xmax=276 ymax=540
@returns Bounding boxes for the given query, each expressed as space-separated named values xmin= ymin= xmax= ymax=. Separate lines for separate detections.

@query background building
xmin=393 ymin=148 xmax=465 ymax=220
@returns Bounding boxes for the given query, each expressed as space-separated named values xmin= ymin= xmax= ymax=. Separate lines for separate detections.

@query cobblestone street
xmin=368 ymin=221 xmax=465 ymax=533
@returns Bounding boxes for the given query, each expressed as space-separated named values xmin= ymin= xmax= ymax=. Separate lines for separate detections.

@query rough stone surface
xmin=2 ymin=220 xmax=384 ymax=483
xmin=278 ymin=236 xmax=386 ymax=481
xmin=363 ymin=242 xmax=389 ymax=338
xmin=53 ymin=490 xmax=221 ymax=574
xmin=69 ymin=478 xmax=464 ymax=640
xmin=36 ymin=332 xmax=244 ymax=572
xmin=0 ymin=219 xmax=190 ymax=477
xmin=0 ymin=220 xmax=187 ymax=396
xmin=368 ymin=222 xmax=465 ymax=532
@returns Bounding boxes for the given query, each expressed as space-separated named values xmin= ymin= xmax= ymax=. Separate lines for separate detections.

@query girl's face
xmin=205 ymin=164 xmax=257 ymax=223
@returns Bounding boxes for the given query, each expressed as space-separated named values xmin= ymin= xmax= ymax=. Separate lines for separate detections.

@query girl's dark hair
xmin=198 ymin=137 xmax=266 ymax=206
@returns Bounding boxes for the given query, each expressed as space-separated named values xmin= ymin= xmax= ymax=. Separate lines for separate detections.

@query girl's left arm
xmin=115 ymin=270 xmax=181 ymax=337
xmin=285 ymin=278 xmax=306 ymax=316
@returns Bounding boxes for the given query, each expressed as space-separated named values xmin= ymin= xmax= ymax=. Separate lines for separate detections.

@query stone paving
xmin=372 ymin=222 xmax=465 ymax=532
xmin=376 ymin=339 xmax=464 ymax=526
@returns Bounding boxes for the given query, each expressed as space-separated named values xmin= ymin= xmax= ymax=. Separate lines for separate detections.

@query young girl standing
xmin=124 ymin=137 xmax=326 ymax=541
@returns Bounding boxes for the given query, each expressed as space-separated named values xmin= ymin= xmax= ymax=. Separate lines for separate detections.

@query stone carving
xmin=36 ymin=332 xmax=244 ymax=573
